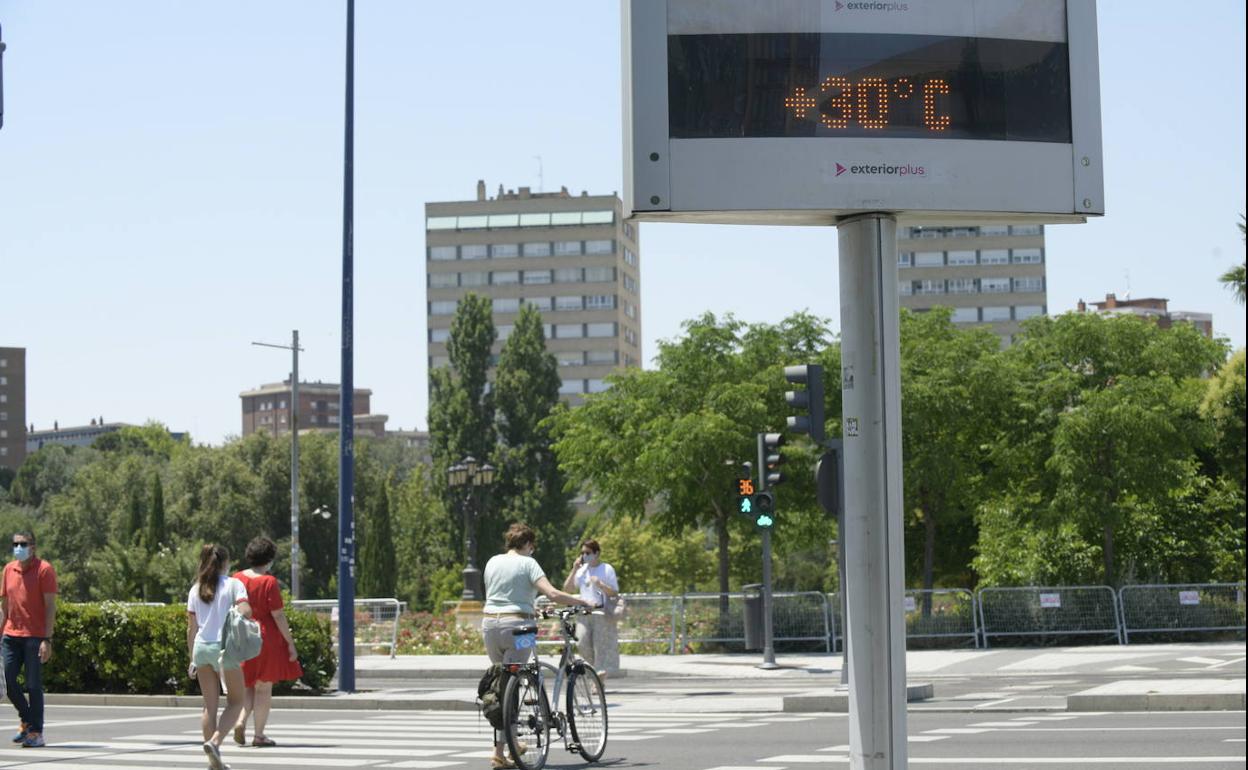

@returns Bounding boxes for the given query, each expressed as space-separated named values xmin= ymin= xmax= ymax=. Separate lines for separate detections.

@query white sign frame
xmin=623 ymin=0 xmax=1104 ymax=225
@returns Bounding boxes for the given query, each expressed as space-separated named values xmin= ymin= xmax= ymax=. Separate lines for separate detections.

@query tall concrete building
xmin=898 ymin=224 xmax=1048 ymax=344
xmin=425 ymin=182 xmax=641 ymax=400
xmin=0 ymin=347 xmax=26 ymax=472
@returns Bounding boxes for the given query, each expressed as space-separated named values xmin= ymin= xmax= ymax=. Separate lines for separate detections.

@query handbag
xmin=609 ymin=593 xmax=627 ymax=619
xmin=222 ymin=607 xmax=263 ymax=663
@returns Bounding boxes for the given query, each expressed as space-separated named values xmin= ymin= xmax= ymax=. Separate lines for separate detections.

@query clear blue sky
xmin=1 ymin=1 xmax=1244 ymax=445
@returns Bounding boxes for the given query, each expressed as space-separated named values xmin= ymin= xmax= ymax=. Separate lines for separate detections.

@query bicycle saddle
xmin=512 ymin=625 xmax=538 ymax=636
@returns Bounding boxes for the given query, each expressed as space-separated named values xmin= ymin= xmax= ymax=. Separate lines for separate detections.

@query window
xmin=493 ymin=298 xmax=520 ymax=313
xmin=624 ymin=301 xmax=636 ymax=318
xmin=559 ymin=379 xmax=585 ymax=395
xmin=488 ymin=214 xmax=520 ymax=228
xmin=587 ymin=349 xmax=617 ymax=365
xmin=0 ymin=412 xmax=7 ymax=422
xmin=587 ymin=322 xmax=616 ymax=338
xmin=981 ymin=277 xmax=1011 ymax=293
xmin=558 ymin=353 xmax=584 ymax=367
xmin=279 ymin=400 xmax=287 ymax=409
xmin=0 ymin=376 xmax=5 ymax=385
xmin=586 ymin=294 xmax=615 ymax=310
xmin=947 ymin=250 xmax=976 ymax=265
xmin=555 ymin=323 xmax=584 ymax=339
xmin=1014 ymin=305 xmax=1045 ymax=320
xmin=898 ymin=252 xmax=912 ymax=267
xmin=950 ymin=307 xmax=980 ymax=323
xmin=492 ymin=270 xmax=520 ymax=286
xmin=429 ymin=245 xmax=457 ymax=261
xmin=624 ymin=248 xmax=637 ymax=266
xmin=497 ymin=325 xmax=515 ymax=340
xmin=914 ymin=251 xmax=943 ymax=267
xmin=426 ymin=217 xmax=457 ymax=230
xmin=460 ymin=271 xmax=488 ymax=287
xmin=1013 ymin=276 xmax=1044 ymax=293
xmin=523 ymin=270 xmax=552 ymax=285
xmin=978 ymin=225 xmax=1010 ymax=236
xmin=458 ymin=215 xmax=489 ymax=229
xmin=554 ymin=267 xmax=582 ymax=283
xmin=554 ymin=240 xmax=582 ymax=256
xmin=429 ymin=272 xmax=458 ymax=288
xmin=982 ymin=306 xmax=1011 ymax=321
xmin=551 ymin=212 xmax=581 ymax=226
xmin=624 ymin=222 xmax=635 ymax=239
xmin=328 ymin=415 xmax=340 ymax=425
xmin=1012 ymin=248 xmax=1043 ymax=264
xmin=461 ymin=244 xmax=489 ymax=260
xmin=0 ymin=395 xmax=6 ymax=404
xmin=519 ymin=213 xmax=551 ymax=227
xmin=915 ymin=279 xmax=945 ymax=295
xmin=492 ymin=243 xmax=519 ymax=258
xmin=523 ymin=242 xmax=552 ymax=257
xmin=526 ymin=297 xmax=553 ymax=311
xmin=555 ymin=295 xmax=583 ymax=311
xmin=0 ymin=359 xmax=6 ymax=366
xmin=948 ymin=278 xmax=977 ymax=294
xmin=582 ymin=210 xmax=614 ymax=225
xmin=898 ymin=281 xmax=913 ymax=296
xmin=1011 ymin=225 xmax=1043 ymax=236
xmin=624 ymin=327 xmax=638 ymax=345
xmin=543 ymin=324 xmax=553 ymax=338
xmin=0 ymin=430 xmax=6 ymax=438
xmin=430 ymin=355 xmax=450 ymax=368
xmin=980 ymin=249 xmax=1009 ymax=265
xmin=430 ymin=300 xmax=458 ymax=315
xmin=585 ymin=239 xmax=614 ymax=255
xmin=585 ymin=266 xmax=615 ymax=283
xmin=430 ymin=328 xmax=451 ymax=343
xmin=587 ymin=379 xmax=609 ymax=393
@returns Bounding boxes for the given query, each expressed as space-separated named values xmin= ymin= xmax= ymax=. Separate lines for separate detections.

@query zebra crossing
xmin=0 ymin=710 xmax=818 ymax=769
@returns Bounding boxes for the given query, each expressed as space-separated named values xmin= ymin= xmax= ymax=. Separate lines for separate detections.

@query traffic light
xmin=784 ymin=364 xmax=826 ymax=445
xmin=762 ymin=432 xmax=786 ymax=487
xmin=735 ymin=476 xmax=755 ymax=515
xmin=754 ymin=491 xmax=775 ymax=528
xmin=816 ymin=442 xmax=844 ymax=516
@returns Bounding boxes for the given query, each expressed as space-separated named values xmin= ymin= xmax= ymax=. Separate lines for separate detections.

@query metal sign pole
xmin=838 ymin=213 xmax=907 ymax=770
xmin=291 ymin=329 xmax=301 ymax=601
xmin=756 ymin=433 xmax=778 ymax=669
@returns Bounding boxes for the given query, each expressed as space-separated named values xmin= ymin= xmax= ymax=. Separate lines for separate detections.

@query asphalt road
xmin=6 ymin=704 xmax=1243 ymax=769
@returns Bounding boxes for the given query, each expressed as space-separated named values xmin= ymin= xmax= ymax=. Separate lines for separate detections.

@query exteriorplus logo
xmin=836 ymin=161 xmax=928 ymax=178
xmin=835 ymin=1 xmax=910 ymax=11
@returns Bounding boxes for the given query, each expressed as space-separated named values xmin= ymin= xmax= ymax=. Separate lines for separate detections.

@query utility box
xmin=743 ymin=583 xmax=765 ymax=651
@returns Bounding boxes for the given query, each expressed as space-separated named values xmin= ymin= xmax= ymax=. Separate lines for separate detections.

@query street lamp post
xmin=446 ymin=456 xmax=496 ymax=602
xmin=252 ymin=331 xmax=304 ymax=599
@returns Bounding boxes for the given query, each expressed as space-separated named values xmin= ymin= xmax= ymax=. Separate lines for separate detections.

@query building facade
xmin=425 ymin=182 xmax=642 ymax=401
xmin=26 ymin=420 xmax=134 ymax=453
xmin=898 ymin=224 xmax=1048 ymax=344
xmin=0 ymin=347 xmax=26 ymax=472
xmin=1077 ymin=294 xmax=1214 ymax=338
xmin=240 ymin=380 xmax=378 ymax=437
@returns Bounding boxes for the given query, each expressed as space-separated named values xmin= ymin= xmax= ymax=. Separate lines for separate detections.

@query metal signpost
xmin=337 ymin=0 xmax=357 ymax=694
xmin=623 ymin=2 xmax=1103 ymax=766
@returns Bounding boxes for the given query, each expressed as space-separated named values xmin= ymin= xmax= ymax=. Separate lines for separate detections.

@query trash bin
xmin=742 ymin=584 xmax=764 ymax=651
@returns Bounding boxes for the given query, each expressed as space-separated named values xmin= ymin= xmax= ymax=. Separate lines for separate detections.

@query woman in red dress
xmin=230 ymin=537 xmax=302 ymax=748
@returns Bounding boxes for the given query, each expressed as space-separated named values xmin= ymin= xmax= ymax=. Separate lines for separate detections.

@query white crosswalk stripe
xmin=7 ymin=710 xmax=772 ymax=769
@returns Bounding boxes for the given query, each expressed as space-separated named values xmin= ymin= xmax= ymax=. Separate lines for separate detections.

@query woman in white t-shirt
xmin=562 ymin=538 xmax=620 ymax=679
xmin=186 ymin=543 xmax=252 ymax=770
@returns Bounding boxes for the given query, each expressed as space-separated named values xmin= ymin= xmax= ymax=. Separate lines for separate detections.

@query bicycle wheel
xmin=566 ymin=662 xmax=608 ymax=762
xmin=503 ymin=669 xmax=551 ymax=770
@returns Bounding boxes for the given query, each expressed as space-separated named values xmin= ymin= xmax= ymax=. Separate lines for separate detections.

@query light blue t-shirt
xmin=483 ymin=552 xmax=546 ymax=615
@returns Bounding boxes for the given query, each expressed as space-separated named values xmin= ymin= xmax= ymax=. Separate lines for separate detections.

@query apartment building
xmin=1077 ymin=293 xmax=1214 ymax=338
xmin=898 ymin=224 xmax=1048 ymax=344
xmin=240 ymin=380 xmax=380 ymax=437
xmin=0 ymin=347 xmax=25 ymax=472
xmin=425 ymin=181 xmax=641 ymax=401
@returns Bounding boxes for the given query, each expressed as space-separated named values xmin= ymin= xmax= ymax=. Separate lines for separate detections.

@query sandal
xmin=490 ymin=757 xmax=516 ymax=769
xmin=232 ymin=725 xmax=245 ymax=746
xmin=252 ymin=736 xmax=277 ymax=748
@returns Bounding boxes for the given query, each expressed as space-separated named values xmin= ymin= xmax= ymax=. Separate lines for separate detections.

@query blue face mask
xmin=13 ymin=545 xmax=31 ymax=561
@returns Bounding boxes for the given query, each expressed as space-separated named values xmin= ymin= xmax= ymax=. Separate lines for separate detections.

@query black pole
xmin=336 ymin=0 xmax=356 ymax=694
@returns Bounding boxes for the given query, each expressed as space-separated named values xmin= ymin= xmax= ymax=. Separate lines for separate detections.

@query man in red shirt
xmin=0 ymin=530 xmax=58 ymax=749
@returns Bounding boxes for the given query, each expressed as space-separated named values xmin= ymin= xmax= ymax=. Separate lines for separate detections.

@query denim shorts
xmin=192 ymin=640 xmax=241 ymax=671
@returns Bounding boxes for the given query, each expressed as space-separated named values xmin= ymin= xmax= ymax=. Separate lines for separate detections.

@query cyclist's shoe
xmin=21 ymin=732 xmax=45 ymax=748
xmin=11 ymin=722 xmax=28 ymax=743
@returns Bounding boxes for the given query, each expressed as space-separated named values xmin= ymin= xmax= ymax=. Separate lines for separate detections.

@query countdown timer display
xmin=668 ymin=34 xmax=1071 ymax=142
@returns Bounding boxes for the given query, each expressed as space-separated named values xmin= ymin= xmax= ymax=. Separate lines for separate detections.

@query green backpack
xmin=477 ymin=664 xmax=512 ymax=729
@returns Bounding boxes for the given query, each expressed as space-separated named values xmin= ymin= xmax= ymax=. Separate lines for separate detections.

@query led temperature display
xmin=668 ymin=33 xmax=1072 ymax=142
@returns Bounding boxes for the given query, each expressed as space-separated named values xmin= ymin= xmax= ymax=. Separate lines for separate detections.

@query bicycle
xmin=501 ymin=605 xmax=609 ymax=770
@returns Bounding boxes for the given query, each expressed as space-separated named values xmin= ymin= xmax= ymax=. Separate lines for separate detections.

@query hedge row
xmin=44 ymin=603 xmax=336 ymax=694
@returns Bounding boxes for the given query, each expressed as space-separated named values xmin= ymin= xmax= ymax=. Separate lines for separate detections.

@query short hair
xmin=245 ymin=536 xmax=278 ymax=568
xmin=14 ymin=531 xmax=36 ymax=546
xmin=504 ymin=523 xmax=536 ymax=551
xmin=580 ymin=539 xmax=601 ymax=554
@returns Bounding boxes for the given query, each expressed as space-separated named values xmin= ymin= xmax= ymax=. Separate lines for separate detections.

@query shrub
xmin=394 ymin=611 xmax=485 ymax=655
xmin=44 ymin=603 xmax=335 ymax=694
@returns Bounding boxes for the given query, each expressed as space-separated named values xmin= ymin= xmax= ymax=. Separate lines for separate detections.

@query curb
xmin=47 ymin=694 xmax=478 ymax=711
xmin=782 ymin=682 xmax=935 ymax=713
xmin=1067 ymin=692 xmax=1246 ymax=712
xmin=355 ymin=668 xmax=629 ymax=680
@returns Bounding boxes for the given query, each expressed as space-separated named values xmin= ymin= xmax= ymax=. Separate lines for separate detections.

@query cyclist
xmin=482 ymin=523 xmax=590 ymax=769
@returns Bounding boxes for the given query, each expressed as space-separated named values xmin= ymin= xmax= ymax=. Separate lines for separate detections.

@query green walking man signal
xmin=734 ymin=476 xmax=775 ymax=528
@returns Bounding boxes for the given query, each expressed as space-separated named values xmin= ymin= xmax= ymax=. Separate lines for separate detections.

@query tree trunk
xmin=1103 ymin=523 xmax=1115 ymax=587
xmin=715 ymin=507 xmax=731 ymax=642
xmin=922 ymin=501 xmax=937 ymax=617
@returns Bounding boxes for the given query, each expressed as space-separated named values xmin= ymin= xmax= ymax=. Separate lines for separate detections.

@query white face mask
xmin=583 ymin=553 xmax=599 ymax=566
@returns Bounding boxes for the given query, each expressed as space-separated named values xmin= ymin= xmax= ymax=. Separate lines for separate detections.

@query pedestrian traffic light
xmin=754 ymin=491 xmax=775 ymax=528
xmin=816 ymin=443 xmax=844 ymax=516
xmin=762 ymin=432 xmax=786 ymax=487
xmin=735 ymin=477 xmax=755 ymax=515
xmin=784 ymin=364 xmax=826 ymax=445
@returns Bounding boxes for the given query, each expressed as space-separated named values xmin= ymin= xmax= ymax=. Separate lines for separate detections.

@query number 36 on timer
xmin=784 ymin=76 xmax=952 ymax=131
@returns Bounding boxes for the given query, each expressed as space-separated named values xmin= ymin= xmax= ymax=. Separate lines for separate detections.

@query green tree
xmin=10 ymin=444 xmax=97 ymax=508
xmin=147 ymin=471 xmax=167 ymax=550
xmin=492 ymin=304 xmax=574 ymax=573
xmin=1221 ymin=215 xmax=1245 ymax=304
xmin=391 ymin=465 xmax=455 ymax=611
xmin=125 ymin=479 xmax=146 ymax=544
xmin=428 ymin=293 xmax=498 ymax=569
xmin=1202 ymin=349 xmax=1246 ymax=491
xmin=358 ymin=471 xmax=398 ymax=598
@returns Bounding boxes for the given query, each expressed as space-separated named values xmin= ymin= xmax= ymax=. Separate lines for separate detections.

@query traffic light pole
xmin=756 ymin=433 xmax=778 ymax=670
xmin=837 ymin=213 xmax=907 ymax=770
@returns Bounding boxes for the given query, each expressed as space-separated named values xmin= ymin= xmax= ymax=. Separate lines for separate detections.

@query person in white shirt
xmin=562 ymin=539 xmax=620 ymax=679
xmin=186 ymin=543 xmax=252 ymax=770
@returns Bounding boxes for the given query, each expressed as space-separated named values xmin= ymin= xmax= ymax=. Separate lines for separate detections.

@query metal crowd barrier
xmin=679 ymin=591 xmax=830 ymax=652
xmin=977 ymin=585 xmax=1122 ymax=647
xmin=1119 ymin=583 xmax=1247 ymax=644
xmin=291 ymin=598 xmax=404 ymax=659
xmin=615 ymin=593 xmax=681 ymax=654
xmin=906 ymin=588 xmax=980 ymax=648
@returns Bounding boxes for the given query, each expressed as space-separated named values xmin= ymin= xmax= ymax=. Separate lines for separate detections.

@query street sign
xmin=623 ymin=0 xmax=1103 ymax=224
